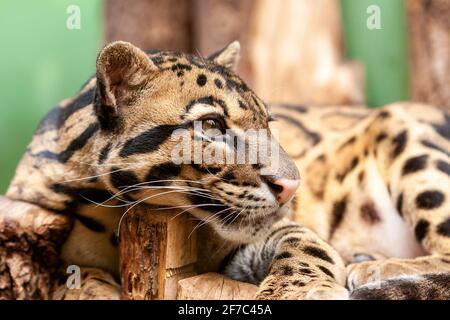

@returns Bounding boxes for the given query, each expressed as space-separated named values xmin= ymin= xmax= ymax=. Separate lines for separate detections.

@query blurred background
xmin=0 ymin=0 xmax=448 ymax=193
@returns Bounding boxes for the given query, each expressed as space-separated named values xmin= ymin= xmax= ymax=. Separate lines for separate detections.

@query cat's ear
xmin=207 ymin=41 xmax=241 ymax=71
xmin=95 ymin=41 xmax=157 ymax=129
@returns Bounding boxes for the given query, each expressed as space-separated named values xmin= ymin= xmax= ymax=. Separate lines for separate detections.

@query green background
xmin=341 ymin=0 xmax=409 ymax=107
xmin=0 ymin=0 xmax=102 ymax=193
xmin=0 ymin=0 xmax=409 ymax=193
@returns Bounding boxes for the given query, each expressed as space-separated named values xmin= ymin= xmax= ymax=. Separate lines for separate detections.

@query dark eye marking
xmin=119 ymin=123 xmax=189 ymax=157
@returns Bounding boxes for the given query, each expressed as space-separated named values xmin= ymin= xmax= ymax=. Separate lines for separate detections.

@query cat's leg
xmin=224 ymin=218 xmax=349 ymax=300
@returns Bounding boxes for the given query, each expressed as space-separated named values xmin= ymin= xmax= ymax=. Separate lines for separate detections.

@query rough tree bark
xmin=406 ymin=0 xmax=450 ymax=111
xmin=119 ymin=206 xmax=197 ymax=300
xmin=105 ymin=0 xmax=193 ymax=52
xmin=0 ymin=197 xmax=71 ymax=300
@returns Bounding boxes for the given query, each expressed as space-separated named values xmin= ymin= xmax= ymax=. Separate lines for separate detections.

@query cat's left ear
xmin=207 ymin=41 xmax=241 ymax=71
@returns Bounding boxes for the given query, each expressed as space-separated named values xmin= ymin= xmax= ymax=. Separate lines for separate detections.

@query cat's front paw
xmin=255 ymin=274 xmax=349 ymax=300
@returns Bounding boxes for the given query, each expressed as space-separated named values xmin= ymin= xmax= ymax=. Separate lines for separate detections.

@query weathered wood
xmin=105 ymin=0 xmax=193 ymax=52
xmin=0 ymin=196 xmax=71 ymax=300
xmin=406 ymin=0 xmax=450 ymax=111
xmin=177 ymin=273 xmax=258 ymax=300
xmin=193 ymin=0 xmax=255 ymax=82
xmin=119 ymin=206 xmax=197 ymax=300
xmin=246 ymin=0 xmax=364 ymax=105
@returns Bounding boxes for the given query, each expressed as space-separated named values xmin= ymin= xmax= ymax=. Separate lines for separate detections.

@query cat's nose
xmin=266 ymin=177 xmax=300 ymax=205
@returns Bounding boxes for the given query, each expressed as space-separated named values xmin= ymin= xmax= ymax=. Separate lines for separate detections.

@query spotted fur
xmin=269 ymin=102 xmax=450 ymax=299
xmin=7 ymin=41 xmax=450 ymax=300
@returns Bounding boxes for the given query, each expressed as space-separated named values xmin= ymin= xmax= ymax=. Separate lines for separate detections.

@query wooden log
xmin=119 ymin=206 xmax=197 ymax=300
xmin=247 ymin=0 xmax=364 ymax=105
xmin=177 ymin=273 xmax=258 ymax=300
xmin=105 ymin=0 xmax=193 ymax=52
xmin=193 ymin=0 xmax=255 ymax=82
xmin=406 ymin=0 xmax=450 ymax=111
xmin=0 ymin=196 xmax=71 ymax=300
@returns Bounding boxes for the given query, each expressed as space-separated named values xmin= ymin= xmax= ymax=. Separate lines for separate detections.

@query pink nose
xmin=269 ymin=178 xmax=300 ymax=205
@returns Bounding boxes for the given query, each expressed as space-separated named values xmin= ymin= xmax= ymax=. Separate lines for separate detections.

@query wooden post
xmin=105 ymin=0 xmax=193 ymax=52
xmin=406 ymin=0 xmax=450 ymax=111
xmin=119 ymin=206 xmax=197 ymax=300
xmin=177 ymin=273 xmax=258 ymax=300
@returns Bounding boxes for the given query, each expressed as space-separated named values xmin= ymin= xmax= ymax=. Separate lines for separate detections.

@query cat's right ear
xmin=95 ymin=41 xmax=157 ymax=130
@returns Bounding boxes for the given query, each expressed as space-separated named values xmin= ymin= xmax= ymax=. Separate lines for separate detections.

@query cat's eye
xmin=203 ymin=119 xmax=221 ymax=131
xmin=198 ymin=114 xmax=227 ymax=135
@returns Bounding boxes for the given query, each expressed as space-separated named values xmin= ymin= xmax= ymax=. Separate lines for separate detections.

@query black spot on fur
xmin=171 ymin=63 xmax=192 ymax=76
xmin=214 ymin=79 xmax=223 ymax=89
xmin=98 ymin=143 xmax=112 ymax=164
xmin=303 ymin=246 xmax=334 ymax=264
xmin=375 ymin=132 xmax=388 ymax=143
xmin=110 ymin=167 xmax=140 ymax=191
xmin=191 ymin=163 xmax=222 ymax=175
xmin=338 ymin=136 xmax=356 ymax=151
xmin=330 ymin=196 xmax=347 ymax=237
xmin=437 ymin=160 xmax=450 ymax=176
xmin=50 ymin=184 xmax=112 ymax=207
xmin=197 ymin=74 xmax=207 ymax=87
xmin=318 ymin=266 xmax=334 ymax=279
xmin=431 ymin=113 xmax=450 ymax=141
xmin=391 ymin=130 xmax=408 ymax=158
xmin=414 ymin=219 xmax=430 ymax=242
xmin=378 ymin=110 xmax=390 ymax=119
xmin=402 ymin=155 xmax=428 ymax=175
xmin=415 ymin=190 xmax=445 ymax=209
xmin=436 ymin=218 xmax=450 ymax=237
xmin=280 ymin=265 xmax=294 ymax=276
xmin=360 ymin=201 xmax=381 ymax=224
xmin=120 ymin=123 xmax=189 ymax=157
xmin=298 ymin=268 xmax=312 ymax=274
xmin=396 ymin=192 xmax=404 ymax=217
xmin=336 ymin=157 xmax=359 ymax=182
xmin=238 ymin=100 xmax=248 ymax=110
xmin=274 ymin=252 xmax=293 ymax=260
xmin=358 ymin=171 xmax=365 ymax=184
xmin=420 ymin=140 xmax=450 ymax=157
xmin=145 ymin=162 xmax=181 ymax=183
xmin=292 ymin=280 xmax=305 ymax=287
